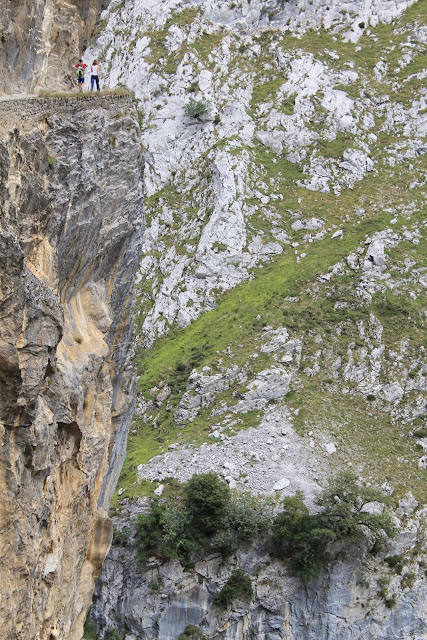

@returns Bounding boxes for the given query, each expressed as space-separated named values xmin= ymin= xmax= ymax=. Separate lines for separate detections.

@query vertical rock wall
xmin=92 ymin=530 xmax=427 ymax=640
xmin=0 ymin=95 xmax=143 ymax=640
xmin=0 ymin=0 xmax=110 ymax=94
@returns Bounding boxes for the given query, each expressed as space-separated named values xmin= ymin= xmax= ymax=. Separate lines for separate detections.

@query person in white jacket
xmin=91 ymin=60 xmax=100 ymax=92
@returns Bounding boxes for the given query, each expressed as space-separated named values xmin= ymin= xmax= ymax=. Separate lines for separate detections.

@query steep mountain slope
xmin=87 ymin=0 xmax=427 ymax=500
xmin=85 ymin=0 xmax=426 ymax=638
xmin=89 ymin=0 xmax=424 ymax=347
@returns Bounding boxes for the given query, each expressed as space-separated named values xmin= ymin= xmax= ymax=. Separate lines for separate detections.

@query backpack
xmin=76 ymin=67 xmax=84 ymax=79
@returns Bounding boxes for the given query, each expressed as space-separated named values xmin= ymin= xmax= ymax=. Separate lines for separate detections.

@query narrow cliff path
xmin=0 ymin=94 xmax=36 ymax=100
xmin=0 ymin=93 xmax=135 ymax=135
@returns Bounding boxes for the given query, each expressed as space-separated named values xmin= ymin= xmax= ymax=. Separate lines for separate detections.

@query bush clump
xmin=186 ymin=472 xmax=231 ymax=536
xmin=413 ymin=428 xmax=427 ymax=438
xmin=384 ymin=554 xmax=405 ymax=574
xmin=136 ymin=472 xmax=395 ymax=583
xmin=213 ymin=491 xmax=273 ymax=556
xmin=272 ymin=491 xmax=333 ymax=583
xmin=177 ymin=625 xmax=207 ymax=640
xmin=316 ymin=471 xmax=395 ymax=543
xmin=213 ymin=570 xmax=253 ymax=608
xmin=82 ymin=618 xmax=98 ymax=640
xmin=136 ymin=474 xmax=272 ymax=563
xmin=183 ymin=98 xmax=211 ymax=118
xmin=272 ymin=472 xmax=396 ymax=582
xmin=136 ymin=496 xmax=194 ymax=562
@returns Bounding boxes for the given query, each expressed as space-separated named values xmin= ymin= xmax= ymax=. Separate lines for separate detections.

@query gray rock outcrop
xmin=91 ymin=508 xmax=427 ymax=640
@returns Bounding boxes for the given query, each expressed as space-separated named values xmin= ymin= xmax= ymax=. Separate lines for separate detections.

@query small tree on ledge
xmin=272 ymin=472 xmax=396 ymax=583
xmin=183 ymin=97 xmax=212 ymax=119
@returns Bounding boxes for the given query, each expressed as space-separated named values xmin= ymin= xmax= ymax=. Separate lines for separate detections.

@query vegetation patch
xmin=213 ymin=570 xmax=254 ymax=608
xmin=83 ymin=617 xmax=98 ymax=640
xmin=38 ymin=88 xmax=133 ymax=98
xmin=183 ymin=98 xmax=212 ymax=119
xmin=136 ymin=472 xmax=395 ymax=583
xmin=136 ymin=473 xmax=273 ymax=563
xmin=142 ymin=7 xmax=201 ymax=73
xmin=177 ymin=625 xmax=207 ymax=640
xmin=288 ymin=388 xmax=427 ymax=503
xmin=272 ymin=472 xmax=395 ymax=582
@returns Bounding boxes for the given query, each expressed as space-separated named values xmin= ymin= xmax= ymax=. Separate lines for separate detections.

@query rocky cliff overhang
xmin=0 ymin=95 xmax=143 ymax=640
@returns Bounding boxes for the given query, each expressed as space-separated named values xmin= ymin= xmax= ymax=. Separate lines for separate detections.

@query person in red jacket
xmin=73 ymin=59 xmax=88 ymax=92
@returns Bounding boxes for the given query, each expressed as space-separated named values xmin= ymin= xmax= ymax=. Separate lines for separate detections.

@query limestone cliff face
xmin=92 ymin=491 xmax=427 ymax=640
xmin=91 ymin=488 xmax=427 ymax=640
xmin=93 ymin=523 xmax=427 ymax=640
xmin=0 ymin=0 xmax=110 ymax=94
xmin=0 ymin=95 xmax=143 ymax=640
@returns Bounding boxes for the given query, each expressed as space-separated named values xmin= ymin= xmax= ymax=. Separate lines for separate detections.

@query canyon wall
xmin=0 ymin=95 xmax=143 ymax=640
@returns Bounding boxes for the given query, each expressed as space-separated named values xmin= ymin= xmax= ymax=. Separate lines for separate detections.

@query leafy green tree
xmin=272 ymin=474 xmax=396 ymax=582
xmin=316 ymin=472 xmax=396 ymax=548
xmin=136 ymin=499 xmax=193 ymax=561
xmin=137 ymin=475 xmax=268 ymax=562
xmin=214 ymin=492 xmax=273 ymax=556
xmin=186 ymin=473 xmax=231 ymax=536
xmin=136 ymin=499 xmax=167 ymax=556
xmin=272 ymin=492 xmax=335 ymax=582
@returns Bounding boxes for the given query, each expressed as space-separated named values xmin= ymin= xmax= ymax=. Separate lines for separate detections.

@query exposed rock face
xmin=0 ymin=96 xmax=143 ymax=640
xmin=0 ymin=0 xmax=110 ymax=94
xmin=92 ymin=503 xmax=427 ymax=640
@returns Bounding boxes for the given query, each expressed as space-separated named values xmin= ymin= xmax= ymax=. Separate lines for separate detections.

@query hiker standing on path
xmin=73 ymin=59 xmax=88 ymax=92
xmin=91 ymin=60 xmax=100 ymax=92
